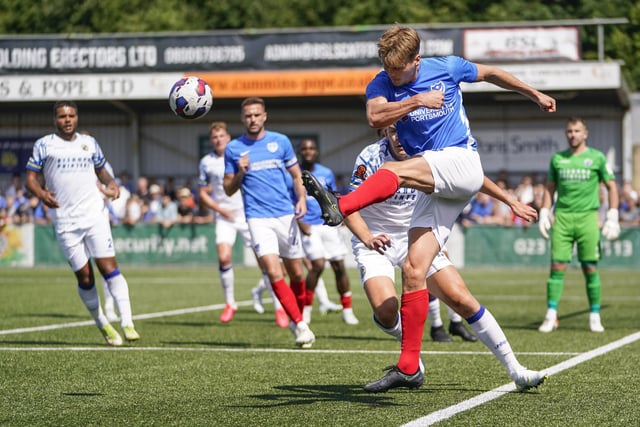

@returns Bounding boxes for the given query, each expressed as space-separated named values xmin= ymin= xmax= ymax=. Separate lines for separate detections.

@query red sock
xmin=290 ymin=280 xmax=306 ymax=312
xmin=304 ymin=288 xmax=315 ymax=306
xmin=397 ymin=288 xmax=429 ymax=375
xmin=340 ymin=292 xmax=352 ymax=309
xmin=338 ymin=168 xmax=399 ymax=217
xmin=271 ymin=279 xmax=302 ymax=323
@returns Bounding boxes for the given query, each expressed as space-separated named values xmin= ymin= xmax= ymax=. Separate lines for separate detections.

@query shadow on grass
xmin=61 ymin=392 xmax=103 ymax=397
xmin=15 ymin=313 xmax=86 ymax=319
xmin=161 ymin=340 xmax=252 ymax=348
xmin=520 ymin=305 xmax=609 ymax=330
xmin=0 ymin=340 xmax=95 ymax=346
xmin=324 ymin=334 xmax=399 ymax=343
xmin=241 ymin=383 xmax=413 ymax=408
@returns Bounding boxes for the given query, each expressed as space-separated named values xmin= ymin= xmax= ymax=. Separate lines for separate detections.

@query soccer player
xmin=345 ymin=125 xmax=552 ymax=393
xmin=223 ymin=97 xmax=315 ymax=348
xmin=198 ymin=121 xmax=288 ymax=327
xmin=297 ymin=138 xmax=359 ymax=325
xmin=303 ymin=26 xmax=555 ymax=391
xmin=25 ymin=100 xmax=140 ymax=346
xmin=538 ymin=117 xmax=620 ymax=333
xmin=345 ymin=126 xmax=477 ymax=342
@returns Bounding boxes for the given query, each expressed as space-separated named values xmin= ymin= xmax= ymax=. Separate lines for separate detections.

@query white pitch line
xmin=402 ymin=331 xmax=640 ymax=427
xmin=0 ymin=345 xmax=580 ymax=357
xmin=0 ymin=300 xmax=260 ymax=336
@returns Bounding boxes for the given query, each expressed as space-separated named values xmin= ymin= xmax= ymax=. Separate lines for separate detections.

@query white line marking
xmin=402 ymin=331 xmax=640 ymax=427
xmin=0 ymin=345 xmax=580 ymax=357
xmin=0 ymin=300 xmax=259 ymax=335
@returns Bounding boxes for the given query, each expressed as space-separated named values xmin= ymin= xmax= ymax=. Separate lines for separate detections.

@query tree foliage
xmin=0 ymin=0 xmax=637 ymax=88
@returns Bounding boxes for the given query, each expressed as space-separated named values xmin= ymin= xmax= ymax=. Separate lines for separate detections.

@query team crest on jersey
xmin=583 ymin=158 xmax=593 ymax=167
xmin=82 ymin=144 xmax=88 ymax=151
xmin=431 ymin=81 xmax=445 ymax=92
xmin=267 ymin=142 xmax=278 ymax=153
xmin=354 ymin=165 xmax=367 ymax=180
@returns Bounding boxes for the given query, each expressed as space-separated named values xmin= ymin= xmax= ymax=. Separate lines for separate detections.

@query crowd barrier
xmin=1 ymin=223 xmax=637 ymax=269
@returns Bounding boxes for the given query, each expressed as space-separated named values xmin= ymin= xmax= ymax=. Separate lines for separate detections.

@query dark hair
xmin=53 ymin=100 xmax=78 ymax=114
xmin=567 ymin=116 xmax=587 ymax=129
xmin=240 ymin=97 xmax=265 ymax=109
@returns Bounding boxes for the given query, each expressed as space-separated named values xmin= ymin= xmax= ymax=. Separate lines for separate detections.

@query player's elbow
xmin=367 ymin=114 xmax=386 ymax=129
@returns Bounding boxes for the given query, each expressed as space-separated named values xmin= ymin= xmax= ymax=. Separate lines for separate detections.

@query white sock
xmin=448 ymin=306 xmax=462 ymax=323
xmin=468 ymin=306 xmax=524 ymax=378
xmin=254 ymin=275 xmax=267 ymax=293
xmin=303 ymin=305 xmax=312 ymax=324
xmin=101 ymin=278 xmax=116 ymax=314
xmin=314 ymin=277 xmax=331 ymax=306
xmin=429 ymin=297 xmax=443 ymax=327
xmin=373 ymin=313 xmax=402 ymax=342
xmin=219 ymin=265 xmax=235 ymax=306
xmin=105 ymin=272 xmax=134 ymax=328
xmin=77 ymin=283 xmax=108 ymax=328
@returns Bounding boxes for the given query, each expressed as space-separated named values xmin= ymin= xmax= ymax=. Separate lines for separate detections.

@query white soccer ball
xmin=168 ymin=76 xmax=213 ymax=120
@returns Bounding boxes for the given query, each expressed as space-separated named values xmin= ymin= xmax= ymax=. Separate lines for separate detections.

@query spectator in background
xmin=5 ymin=172 xmax=23 ymax=201
xmin=136 ymin=176 xmax=151 ymax=203
xmin=118 ymin=171 xmax=133 ymax=194
xmin=122 ymin=193 xmax=143 ymax=226
xmin=461 ymin=192 xmax=502 ymax=227
xmin=11 ymin=187 xmax=32 ymax=224
xmin=532 ymin=180 xmax=546 ymax=213
xmin=515 ymin=175 xmax=535 ymax=206
xmin=30 ymin=195 xmax=51 ymax=224
xmin=176 ymin=187 xmax=195 ymax=224
xmin=192 ymin=200 xmax=214 ymax=224
xmin=109 ymin=177 xmax=131 ymax=224
xmin=154 ymin=193 xmax=178 ymax=231
xmin=493 ymin=179 xmax=517 ymax=227
xmin=165 ymin=176 xmax=177 ymax=201
xmin=0 ymin=189 xmax=7 ymax=211
xmin=619 ymin=181 xmax=639 ymax=226
xmin=146 ymin=184 xmax=163 ymax=221
xmin=0 ymin=206 xmax=8 ymax=228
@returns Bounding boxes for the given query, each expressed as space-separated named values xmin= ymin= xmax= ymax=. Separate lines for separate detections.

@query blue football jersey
xmin=224 ymin=130 xmax=298 ymax=219
xmin=366 ymin=56 xmax=478 ymax=155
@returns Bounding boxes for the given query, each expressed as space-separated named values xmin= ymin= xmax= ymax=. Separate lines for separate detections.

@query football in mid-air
xmin=168 ymin=76 xmax=213 ymax=120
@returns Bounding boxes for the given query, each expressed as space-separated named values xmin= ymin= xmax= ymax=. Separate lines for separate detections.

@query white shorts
xmin=56 ymin=216 xmax=116 ymax=272
xmin=248 ymin=214 xmax=304 ymax=259
xmin=216 ymin=212 xmax=252 ymax=247
xmin=352 ymin=230 xmax=453 ymax=285
xmin=410 ymin=147 xmax=484 ymax=248
xmin=302 ymin=224 xmax=347 ymax=261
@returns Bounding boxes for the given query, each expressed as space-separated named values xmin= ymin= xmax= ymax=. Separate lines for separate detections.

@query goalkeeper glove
xmin=538 ymin=207 xmax=552 ymax=239
xmin=601 ymin=208 xmax=620 ymax=241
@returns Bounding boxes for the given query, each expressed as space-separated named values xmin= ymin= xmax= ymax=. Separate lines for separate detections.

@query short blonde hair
xmin=378 ymin=25 xmax=420 ymax=69
xmin=209 ymin=121 xmax=228 ymax=133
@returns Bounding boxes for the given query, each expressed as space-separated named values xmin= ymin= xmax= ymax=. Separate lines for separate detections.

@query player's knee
xmin=374 ymin=299 xmax=399 ymax=326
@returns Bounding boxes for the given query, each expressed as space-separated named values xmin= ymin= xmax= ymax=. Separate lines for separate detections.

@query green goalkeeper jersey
xmin=548 ymin=147 xmax=615 ymax=212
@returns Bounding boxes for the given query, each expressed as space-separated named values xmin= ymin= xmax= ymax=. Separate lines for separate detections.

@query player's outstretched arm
xmin=480 ymin=176 xmax=537 ymax=223
xmin=475 ymin=64 xmax=556 ymax=113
